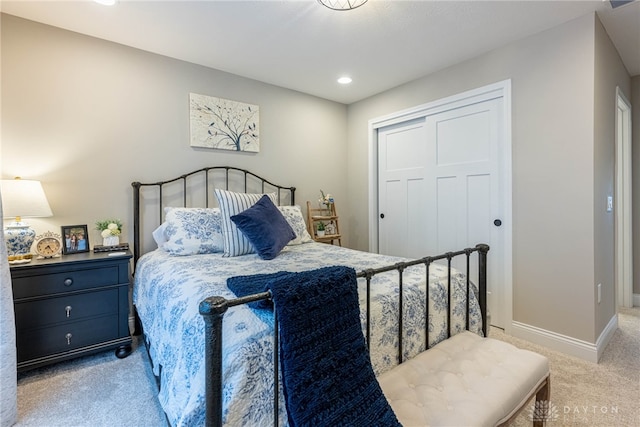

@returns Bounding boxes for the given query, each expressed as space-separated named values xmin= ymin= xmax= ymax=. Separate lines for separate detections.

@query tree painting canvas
xmin=189 ymin=93 xmax=259 ymax=152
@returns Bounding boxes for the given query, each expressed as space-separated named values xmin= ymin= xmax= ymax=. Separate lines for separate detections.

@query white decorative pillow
xmin=162 ymin=207 xmax=224 ymax=255
xmin=214 ymin=189 xmax=278 ymax=257
xmin=152 ymin=223 xmax=168 ymax=248
xmin=278 ymin=205 xmax=313 ymax=245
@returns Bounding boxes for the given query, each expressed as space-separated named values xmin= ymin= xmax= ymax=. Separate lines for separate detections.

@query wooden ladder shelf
xmin=306 ymin=201 xmax=342 ymax=246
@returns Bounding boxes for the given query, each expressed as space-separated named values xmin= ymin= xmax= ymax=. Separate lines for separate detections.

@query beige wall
xmin=633 ymin=75 xmax=640 ymax=296
xmin=2 ymin=11 xmax=634 ymax=347
xmin=347 ymin=13 xmax=629 ymax=343
xmin=1 ymin=14 xmax=348 ymax=249
xmin=593 ymin=17 xmax=632 ymax=336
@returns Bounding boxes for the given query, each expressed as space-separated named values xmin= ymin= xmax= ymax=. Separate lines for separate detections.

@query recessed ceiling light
xmin=337 ymin=76 xmax=352 ymax=85
xmin=94 ymin=0 xmax=117 ymax=5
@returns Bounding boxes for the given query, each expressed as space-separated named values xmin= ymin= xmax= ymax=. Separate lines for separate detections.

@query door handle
xmin=380 ymin=213 xmax=385 ymax=219
xmin=494 ymin=219 xmax=502 ymax=227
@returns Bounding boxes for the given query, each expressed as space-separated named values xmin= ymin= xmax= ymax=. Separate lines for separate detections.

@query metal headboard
xmin=131 ymin=166 xmax=296 ymax=266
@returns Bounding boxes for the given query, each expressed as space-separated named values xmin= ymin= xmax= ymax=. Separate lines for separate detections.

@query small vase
xmin=317 ymin=230 xmax=325 ymax=237
xmin=103 ymin=235 xmax=119 ymax=246
xmin=318 ymin=203 xmax=332 ymax=216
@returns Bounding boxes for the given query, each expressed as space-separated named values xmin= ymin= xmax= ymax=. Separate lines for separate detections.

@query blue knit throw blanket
xmin=228 ymin=266 xmax=400 ymax=427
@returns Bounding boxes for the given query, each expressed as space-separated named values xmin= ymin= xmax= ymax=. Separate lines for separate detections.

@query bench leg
xmin=533 ymin=375 xmax=551 ymax=427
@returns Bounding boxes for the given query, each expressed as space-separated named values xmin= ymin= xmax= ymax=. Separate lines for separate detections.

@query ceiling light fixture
xmin=609 ymin=0 xmax=634 ymax=8
xmin=318 ymin=0 xmax=368 ymax=11
xmin=94 ymin=0 xmax=117 ymax=5
xmin=337 ymin=76 xmax=353 ymax=84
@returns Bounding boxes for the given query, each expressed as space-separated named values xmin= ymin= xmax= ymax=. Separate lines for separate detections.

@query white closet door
xmin=378 ymin=97 xmax=505 ymax=328
xmin=378 ymin=118 xmax=428 ymax=259
xmin=426 ymin=97 xmax=504 ymax=328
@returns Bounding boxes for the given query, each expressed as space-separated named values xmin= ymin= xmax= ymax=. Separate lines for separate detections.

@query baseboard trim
xmin=511 ymin=314 xmax=618 ymax=363
xmin=595 ymin=314 xmax=619 ymax=361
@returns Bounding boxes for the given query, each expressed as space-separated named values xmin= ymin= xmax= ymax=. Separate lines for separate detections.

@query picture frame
xmin=189 ymin=93 xmax=260 ymax=152
xmin=61 ymin=224 xmax=90 ymax=255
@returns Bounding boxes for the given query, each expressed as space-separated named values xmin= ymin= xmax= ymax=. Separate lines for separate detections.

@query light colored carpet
xmin=499 ymin=307 xmax=640 ymax=426
xmin=14 ymin=308 xmax=639 ymax=426
xmin=15 ymin=336 xmax=167 ymax=427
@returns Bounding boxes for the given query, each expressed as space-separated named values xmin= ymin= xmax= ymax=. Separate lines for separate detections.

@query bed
xmin=131 ymin=166 xmax=488 ymax=427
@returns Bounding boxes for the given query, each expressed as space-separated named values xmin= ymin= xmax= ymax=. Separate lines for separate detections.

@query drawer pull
xmin=65 ymin=333 xmax=72 ymax=345
xmin=63 ymin=278 xmax=73 ymax=287
xmin=65 ymin=306 xmax=72 ymax=318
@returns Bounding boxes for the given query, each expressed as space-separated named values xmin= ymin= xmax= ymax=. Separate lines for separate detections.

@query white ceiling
xmin=1 ymin=0 xmax=638 ymax=104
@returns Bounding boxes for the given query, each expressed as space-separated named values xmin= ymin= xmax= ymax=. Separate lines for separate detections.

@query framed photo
xmin=61 ymin=224 xmax=90 ymax=255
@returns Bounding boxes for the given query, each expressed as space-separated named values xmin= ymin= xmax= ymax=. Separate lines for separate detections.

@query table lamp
xmin=1 ymin=177 xmax=53 ymax=263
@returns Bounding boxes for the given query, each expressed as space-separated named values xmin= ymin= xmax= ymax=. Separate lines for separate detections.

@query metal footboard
xmin=199 ymin=244 xmax=489 ymax=427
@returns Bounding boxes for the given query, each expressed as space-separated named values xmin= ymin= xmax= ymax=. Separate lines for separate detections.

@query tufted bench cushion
xmin=377 ymin=331 xmax=550 ymax=426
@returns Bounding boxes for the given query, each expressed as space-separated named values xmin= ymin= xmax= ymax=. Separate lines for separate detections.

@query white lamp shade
xmin=1 ymin=179 xmax=53 ymax=219
xmin=1 ymin=178 xmax=53 ymax=259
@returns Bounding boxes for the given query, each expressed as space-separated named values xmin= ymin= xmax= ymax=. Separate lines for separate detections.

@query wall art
xmin=189 ymin=93 xmax=259 ymax=152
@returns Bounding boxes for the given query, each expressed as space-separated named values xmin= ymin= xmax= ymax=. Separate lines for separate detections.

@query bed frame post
xmin=476 ymin=243 xmax=490 ymax=337
xmin=131 ymin=181 xmax=141 ymax=266
xmin=199 ymin=296 xmax=230 ymax=427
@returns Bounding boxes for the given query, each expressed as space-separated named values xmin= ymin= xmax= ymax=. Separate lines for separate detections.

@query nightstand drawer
xmin=14 ymin=289 xmax=119 ymax=331
xmin=16 ymin=315 xmax=120 ymax=362
xmin=12 ymin=266 xmax=120 ymax=299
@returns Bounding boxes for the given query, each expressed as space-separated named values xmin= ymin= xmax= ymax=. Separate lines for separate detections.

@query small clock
xmin=34 ymin=231 xmax=63 ymax=259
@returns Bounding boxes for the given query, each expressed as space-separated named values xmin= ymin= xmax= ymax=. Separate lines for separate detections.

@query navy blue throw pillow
xmin=230 ymin=195 xmax=296 ymax=260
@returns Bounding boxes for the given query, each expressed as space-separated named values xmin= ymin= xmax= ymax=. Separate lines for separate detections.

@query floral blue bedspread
xmin=133 ymin=242 xmax=483 ymax=426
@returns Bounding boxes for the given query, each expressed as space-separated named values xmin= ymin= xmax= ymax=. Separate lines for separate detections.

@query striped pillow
xmin=214 ymin=189 xmax=278 ymax=257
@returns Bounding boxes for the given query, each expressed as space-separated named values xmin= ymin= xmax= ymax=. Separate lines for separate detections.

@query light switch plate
xmin=607 ymin=196 xmax=613 ymax=212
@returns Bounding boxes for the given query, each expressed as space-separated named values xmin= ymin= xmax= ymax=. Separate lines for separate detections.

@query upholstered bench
xmin=378 ymin=331 xmax=550 ymax=426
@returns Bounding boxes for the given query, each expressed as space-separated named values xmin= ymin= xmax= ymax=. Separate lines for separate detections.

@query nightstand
xmin=9 ymin=251 xmax=133 ymax=372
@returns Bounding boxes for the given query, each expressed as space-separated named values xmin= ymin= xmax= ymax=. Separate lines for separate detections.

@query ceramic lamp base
xmin=4 ymin=221 xmax=36 ymax=261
